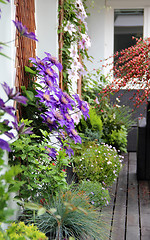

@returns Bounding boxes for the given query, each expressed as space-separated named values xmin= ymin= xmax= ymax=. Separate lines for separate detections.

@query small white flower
xmin=107 ymin=161 xmax=112 ymax=165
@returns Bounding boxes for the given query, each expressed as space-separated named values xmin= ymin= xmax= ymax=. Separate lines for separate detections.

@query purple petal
xmin=0 ymin=139 xmax=11 ymax=152
xmin=13 ymin=20 xmax=38 ymax=41
xmin=13 ymin=95 xmax=27 ymax=105
xmin=4 ymin=132 xmax=15 ymax=139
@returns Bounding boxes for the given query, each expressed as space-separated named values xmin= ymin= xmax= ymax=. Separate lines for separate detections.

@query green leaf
xmin=37 ymin=207 xmax=46 ymax=216
xmin=25 ymin=66 xmax=36 ymax=75
xmin=0 ymin=0 xmax=7 ymax=4
xmin=25 ymin=90 xmax=35 ymax=101
xmin=24 ymin=202 xmax=41 ymax=210
xmin=0 ymin=42 xmax=8 ymax=46
xmin=49 ymin=208 xmax=57 ymax=214
xmin=0 ymin=52 xmax=11 ymax=59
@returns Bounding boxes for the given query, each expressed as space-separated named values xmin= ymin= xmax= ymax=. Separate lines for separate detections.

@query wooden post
xmin=58 ymin=0 xmax=64 ymax=90
xmin=77 ymin=21 xmax=82 ymax=98
xmin=77 ymin=51 xmax=82 ymax=98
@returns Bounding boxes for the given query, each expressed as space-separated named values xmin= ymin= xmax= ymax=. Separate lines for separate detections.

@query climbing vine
xmin=58 ymin=0 xmax=91 ymax=93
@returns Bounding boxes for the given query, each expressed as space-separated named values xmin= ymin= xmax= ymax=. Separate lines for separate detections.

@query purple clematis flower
xmin=13 ymin=20 xmax=38 ymax=41
xmin=12 ymin=121 xmax=33 ymax=135
xmin=0 ymin=98 xmax=15 ymax=117
xmin=0 ymin=139 xmax=11 ymax=152
xmin=44 ymin=52 xmax=63 ymax=72
xmin=41 ymin=112 xmax=58 ymax=132
xmin=64 ymin=144 xmax=74 ymax=158
xmin=65 ymin=124 xmax=81 ymax=144
xmin=45 ymin=147 xmax=57 ymax=159
xmin=73 ymin=94 xmax=89 ymax=120
xmin=1 ymin=82 xmax=27 ymax=105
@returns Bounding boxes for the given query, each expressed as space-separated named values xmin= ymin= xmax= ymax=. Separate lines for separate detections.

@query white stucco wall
xmin=0 ymin=1 xmax=15 ymax=100
xmin=86 ymin=0 xmax=106 ymax=72
xmin=35 ymin=0 xmax=58 ymax=59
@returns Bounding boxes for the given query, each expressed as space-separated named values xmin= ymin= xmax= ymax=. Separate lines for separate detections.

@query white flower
xmin=64 ymin=21 xmax=76 ymax=36
xmin=67 ymin=68 xmax=79 ymax=82
xmin=69 ymin=44 xmax=78 ymax=58
xmin=116 ymin=97 xmax=120 ymax=102
xmin=107 ymin=161 xmax=112 ymax=165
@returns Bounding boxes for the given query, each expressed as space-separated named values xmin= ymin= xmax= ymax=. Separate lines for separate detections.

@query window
xmin=114 ymin=9 xmax=144 ymax=53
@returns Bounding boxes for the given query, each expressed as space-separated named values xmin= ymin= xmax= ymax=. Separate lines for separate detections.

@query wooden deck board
xmin=139 ymin=181 xmax=150 ymax=239
xmin=126 ymin=152 xmax=140 ymax=240
xmin=105 ymin=152 xmax=150 ymax=240
xmin=111 ymin=154 xmax=127 ymax=240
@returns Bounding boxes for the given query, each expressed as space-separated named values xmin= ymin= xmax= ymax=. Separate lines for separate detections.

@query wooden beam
xmin=58 ymin=0 xmax=64 ymax=90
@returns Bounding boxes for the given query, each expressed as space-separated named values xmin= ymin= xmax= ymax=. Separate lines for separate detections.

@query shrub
xmin=73 ymin=142 xmax=123 ymax=186
xmin=0 ymin=222 xmax=47 ymax=240
xmin=76 ymin=108 xmax=103 ymax=142
xmin=109 ymin=125 xmax=127 ymax=153
xmin=75 ymin=180 xmax=110 ymax=208
xmin=10 ymin=128 xmax=69 ymax=202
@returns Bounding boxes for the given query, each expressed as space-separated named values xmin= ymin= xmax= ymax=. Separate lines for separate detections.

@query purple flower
xmin=0 ymin=99 xmax=15 ymax=117
xmin=73 ymin=94 xmax=89 ymax=120
xmin=44 ymin=52 xmax=63 ymax=72
xmin=12 ymin=121 xmax=33 ymax=135
xmin=1 ymin=82 xmax=27 ymax=105
xmin=64 ymin=144 xmax=74 ymax=158
xmin=41 ymin=112 xmax=58 ymax=132
xmin=45 ymin=147 xmax=57 ymax=159
xmin=0 ymin=139 xmax=11 ymax=152
xmin=12 ymin=20 xmax=38 ymax=41
xmin=66 ymin=125 xmax=81 ymax=144
xmin=4 ymin=131 xmax=14 ymax=139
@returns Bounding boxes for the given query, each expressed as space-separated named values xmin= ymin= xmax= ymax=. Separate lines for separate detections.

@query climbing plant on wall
xmin=58 ymin=0 xmax=91 ymax=95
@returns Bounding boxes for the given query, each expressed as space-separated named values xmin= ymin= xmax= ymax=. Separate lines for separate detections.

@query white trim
xmin=144 ymin=7 xmax=150 ymax=38
xmin=104 ymin=1 xmax=150 ymax=76
xmin=107 ymin=0 xmax=150 ymax=8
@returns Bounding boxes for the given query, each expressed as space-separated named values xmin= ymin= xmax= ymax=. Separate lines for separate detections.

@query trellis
xmin=58 ymin=0 xmax=82 ymax=96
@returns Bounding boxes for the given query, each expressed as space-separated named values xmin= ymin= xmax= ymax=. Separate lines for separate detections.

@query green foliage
xmin=0 ymin=221 xmax=47 ymax=239
xmin=74 ymin=180 xmax=110 ymax=208
xmin=73 ymin=142 xmax=123 ymax=186
xmin=81 ymin=68 xmax=135 ymax=152
xmin=9 ymin=129 xmax=68 ymax=202
xmin=20 ymin=191 xmax=108 ymax=240
xmin=84 ymin=128 xmax=102 ymax=143
xmin=0 ymin=149 xmax=23 ymax=224
xmin=77 ymin=108 xmax=103 ymax=141
xmin=82 ymin=69 xmax=107 ymax=104
xmin=21 ymin=82 xmax=50 ymax=141
xmin=109 ymin=125 xmax=127 ymax=153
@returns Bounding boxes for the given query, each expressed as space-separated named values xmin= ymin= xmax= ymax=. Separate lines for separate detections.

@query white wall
xmin=0 ymin=1 xmax=15 ymax=100
xmin=35 ymin=0 xmax=58 ymax=59
xmin=86 ymin=0 xmax=106 ymax=72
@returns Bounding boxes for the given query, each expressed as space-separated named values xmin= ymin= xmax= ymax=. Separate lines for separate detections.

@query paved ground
xmin=103 ymin=152 xmax=150 ymax=240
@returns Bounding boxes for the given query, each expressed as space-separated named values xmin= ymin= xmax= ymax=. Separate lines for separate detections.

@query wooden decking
xmin=104 ymin=152 xmax=150 ymax=240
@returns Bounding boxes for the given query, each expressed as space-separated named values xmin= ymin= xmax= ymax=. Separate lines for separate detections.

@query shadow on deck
xmin=104 ymin=152 xmax=150 ymax=240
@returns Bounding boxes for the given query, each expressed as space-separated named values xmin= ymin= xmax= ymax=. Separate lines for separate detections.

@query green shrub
xmin=109 ymin=125 xmax=127 ymax=153
xmin=75 ymin=180 xmax=110 ymax=208
xmin=77 ymin=108 xmax=103 ymax=136
xmin=73 ymin=142 xmax=123 ymax=186
xmin=10 ymin=129 xmax=68 ymax=202
xmin=0 ymin=222 xmax=47 ymax=240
